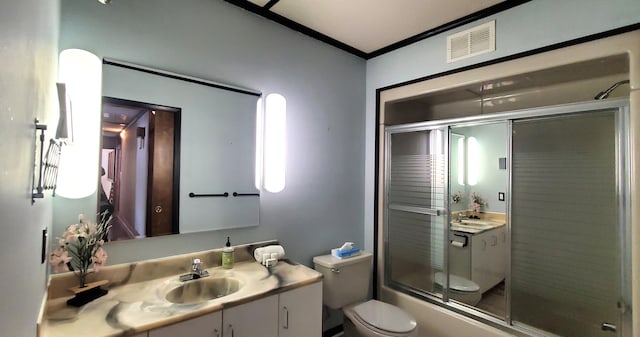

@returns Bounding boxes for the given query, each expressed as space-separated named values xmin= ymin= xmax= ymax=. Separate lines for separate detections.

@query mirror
xmin=448 ymin=122 xmax=507 ymax=318
xmin=99 ymin=61 xmax=261 ymax=241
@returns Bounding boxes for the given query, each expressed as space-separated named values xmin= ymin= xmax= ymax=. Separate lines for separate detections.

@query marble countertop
xmin=450 ymin=219 xmax=505 ymax=234
xmin=38 ymin=242 xmax=322 ymax=337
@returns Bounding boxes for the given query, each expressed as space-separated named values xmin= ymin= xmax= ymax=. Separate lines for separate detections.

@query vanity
xmin=38 ymin=241 xmax=323 ymax=337
xmin=450 ymin=215 xmax=506 ymax=294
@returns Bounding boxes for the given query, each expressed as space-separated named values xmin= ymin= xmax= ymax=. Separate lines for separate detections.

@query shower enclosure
xmin=383 ymin=99 xmax=631 ymax=337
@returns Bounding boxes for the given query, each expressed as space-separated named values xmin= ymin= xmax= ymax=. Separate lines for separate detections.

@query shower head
xmin=594 ymin=80 xmax=630 ymax=100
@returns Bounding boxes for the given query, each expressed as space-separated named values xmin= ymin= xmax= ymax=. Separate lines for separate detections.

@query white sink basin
xmin=165 ymin=277 xmax=242 ymax=304
xmin=459 ymin=219 xmax=498 ymax=229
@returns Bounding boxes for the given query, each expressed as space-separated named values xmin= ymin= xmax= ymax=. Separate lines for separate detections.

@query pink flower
xmin=49 ymin=248 xmax=72 ymax=273
xmin=91 ymin=247 xmax=108 ymax=272
xmin=64 ymin=224 xmax=81 ymax=242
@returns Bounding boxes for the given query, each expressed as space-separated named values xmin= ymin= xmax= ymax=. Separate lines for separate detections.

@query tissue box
xmin=331 ymin=247 xmax=361 ymax=259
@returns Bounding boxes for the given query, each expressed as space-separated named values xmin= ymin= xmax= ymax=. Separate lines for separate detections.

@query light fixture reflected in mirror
xmin=56 ymin=49 xmax=102 ymax=199
xmin=457 ymin=136 xmax=465 ymax=186
xmin=467 ymin=136 xmax=479 ymax=186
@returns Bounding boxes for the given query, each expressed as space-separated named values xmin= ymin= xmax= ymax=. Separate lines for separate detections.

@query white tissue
xmin=339 ymin=242 xmax=354 ymax=251
xmin=254 ymin=245 xmax=285 ymax=263
xmin=450 ymin=240 xmax=464 ymax=248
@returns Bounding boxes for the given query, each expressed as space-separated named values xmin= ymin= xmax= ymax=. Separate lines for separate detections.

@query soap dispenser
xmin=222 ymin=236 xmax=234 ymax=269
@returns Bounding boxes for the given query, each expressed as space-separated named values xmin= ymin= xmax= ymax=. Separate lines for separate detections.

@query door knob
xmin=154 ymin=205 xmax=163 ymax=213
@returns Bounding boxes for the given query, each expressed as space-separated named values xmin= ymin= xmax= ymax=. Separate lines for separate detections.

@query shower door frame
xmin=383 ymin=125 xmax=450 ymax=303
xmin=381 ymin=98 xmax=632 ymax=337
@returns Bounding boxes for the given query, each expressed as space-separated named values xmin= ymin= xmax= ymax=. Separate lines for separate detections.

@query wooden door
xmin=146 ymin=109 xmax=176 ymax=236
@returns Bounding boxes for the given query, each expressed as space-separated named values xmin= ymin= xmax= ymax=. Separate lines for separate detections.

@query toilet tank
xmin=313 ymin=251 xmax=372 ymax=309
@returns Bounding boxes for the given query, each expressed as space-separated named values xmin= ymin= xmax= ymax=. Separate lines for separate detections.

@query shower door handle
xmin=388 ymin=204 xmax=443 ymax=216
xmin=601 ymin=322 xmax=617 ymax=332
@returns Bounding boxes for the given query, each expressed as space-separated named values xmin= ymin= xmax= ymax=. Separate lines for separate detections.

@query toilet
xmin=433 ymin=272 xmax=481 ymax=306
xmin=313 ymin=252 xmax=418 ymax=337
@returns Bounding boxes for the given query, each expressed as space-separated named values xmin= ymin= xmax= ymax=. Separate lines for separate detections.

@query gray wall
xmin=0 ymin=1 xmax=59 ymax=335
xmin=57 ymin=0 xmax=366 ymax=267
xmin=364 ymin=0 xmax=640 ymax=252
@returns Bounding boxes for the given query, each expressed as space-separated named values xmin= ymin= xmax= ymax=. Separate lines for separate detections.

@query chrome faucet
xmin=456 ymin=213 xmax=468 ymax=222
xmin=180 ymin=258 xmax=209 ymax=281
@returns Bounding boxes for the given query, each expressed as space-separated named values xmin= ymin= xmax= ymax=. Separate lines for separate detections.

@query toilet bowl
xmin=343 ymin=300 xmax=417 ymax=337
xmin=313 ymin=252 xmax=418 ymax=337
xmin=434 ymin=272 xmax=481 ymax=306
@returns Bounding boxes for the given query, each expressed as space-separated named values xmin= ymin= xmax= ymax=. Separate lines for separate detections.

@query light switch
xmin=498 ymin=192 xmax=505 ymax=201
xmin=498 ymin=157 xmax=507 ymax=170
xmin=41 ymin=228 xmax=48 ymax=264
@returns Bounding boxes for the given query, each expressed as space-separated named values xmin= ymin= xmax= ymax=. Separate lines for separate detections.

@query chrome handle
xmin=282 ymin=306 xmax=289 ymax=329
xmin=388 ymin=204 xmax=443 ymax=216
xmin=601 ymin=322 xmax=617 ymax=332
xmin=212 ymin=328 xmax=220 ymax=337
xmin=330 ymin=268 xmax=340 ymax=273
xmin=228 ymin=324 xmax=234 ymax=337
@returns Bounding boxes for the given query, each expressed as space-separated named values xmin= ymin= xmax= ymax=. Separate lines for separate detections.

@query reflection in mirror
xmin=97 ymin=60 xmax=261 ymax=242
xmin=448 ymin=122 xmax=507 ymax=318
xmin=450 ymin=133 xmax=465 ymax=197
xmin=100 ymin=97 xmax=181 ymax=240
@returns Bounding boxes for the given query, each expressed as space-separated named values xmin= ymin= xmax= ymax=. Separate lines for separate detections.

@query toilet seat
xmin=346 ymin=300 xmax=417 ymax=336
xmin=434 ymin=272 xmax=480 ymax=293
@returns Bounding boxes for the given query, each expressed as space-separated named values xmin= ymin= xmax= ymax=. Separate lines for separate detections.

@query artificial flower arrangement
xmin=50 ymin=212 xmax=112 ymax=288
xmin=451 ymin=191 xmax=464 ymax=204
xmin=470 ymin=192 xmax=487 ymax=213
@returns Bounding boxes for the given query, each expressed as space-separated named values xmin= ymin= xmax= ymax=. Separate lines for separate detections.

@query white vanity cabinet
xmin=223 ymin=294 xmax=279 ymax=337
xmin=149 ymin=311 xmax=222 ymax=337
xmin=278 ymin=281 xmax=322 ymax=337
xmin=147 ymin=282 xmax=322 ymax=337
xmin=471 ymin=227 xmax=506 ymax=293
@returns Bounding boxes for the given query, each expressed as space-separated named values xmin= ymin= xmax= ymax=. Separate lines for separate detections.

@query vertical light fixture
xmin=255 ymin=98 xmax=264 ymax=190
xmin=457 ymin=137 xmax=465 ymax=185
xmin=255 ymin=93 xmax=286 ymax=193
xmin=467 ymin=136 xmax=479 ymax=186
xmin=56 ymin=49 xmax=102 ymax=199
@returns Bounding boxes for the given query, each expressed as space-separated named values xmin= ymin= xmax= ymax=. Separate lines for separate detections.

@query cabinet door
xmin=149 ymin=311 xmax=222 ymax=337
xmin=278 ymin=282 xmax=322 ymax=337
xmin=223 ymin=294 xmax=278 ymax=337
xmin=471 ymin=230 xmax=493 ymax=293
xmin=472 ymin=228 xmax=505 ymax=293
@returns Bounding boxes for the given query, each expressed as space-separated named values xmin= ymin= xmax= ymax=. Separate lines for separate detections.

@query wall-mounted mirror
xmin=97 ymin=60 xmax=261 ymax=241
xmin=448 ymin=122 xmax=507 ymax=318
xmin=449 ymin=123 xmax=507 ymax=215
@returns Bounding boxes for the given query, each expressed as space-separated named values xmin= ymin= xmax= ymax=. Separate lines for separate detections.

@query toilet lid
xmin=434 ymin=272 xmax=480 ymax=292
xmin=352 ymin=300 xmax=417 ymax=334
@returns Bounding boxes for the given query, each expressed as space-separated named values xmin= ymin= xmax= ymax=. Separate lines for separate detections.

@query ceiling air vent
xmin=447 ymin=20 xmax=495 ymax=63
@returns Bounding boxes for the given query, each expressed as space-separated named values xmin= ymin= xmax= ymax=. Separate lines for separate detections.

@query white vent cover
xmin=447 ymin=20 xmax=495 ymax=63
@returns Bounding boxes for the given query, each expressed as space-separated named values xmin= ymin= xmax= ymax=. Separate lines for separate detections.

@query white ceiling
xmin=239 ymin=0 xmax=509 ymax=56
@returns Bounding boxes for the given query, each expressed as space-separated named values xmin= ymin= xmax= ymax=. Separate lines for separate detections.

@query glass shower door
xmin=510 ymin=109 xmax=627 ymax=337
xmin=385 ymin=128 xmax=447 ymax=296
